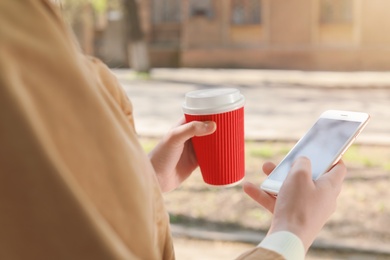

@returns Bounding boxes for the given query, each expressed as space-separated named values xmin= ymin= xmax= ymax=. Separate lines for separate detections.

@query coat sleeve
xmin=235 ymin=247 xmax=285 ymax=260
xmin=236 ymin=230 xmax=305 ymax=259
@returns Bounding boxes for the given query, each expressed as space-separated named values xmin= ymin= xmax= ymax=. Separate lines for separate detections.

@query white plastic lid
xmin=182 ymin=88 xmax=245 ymax=115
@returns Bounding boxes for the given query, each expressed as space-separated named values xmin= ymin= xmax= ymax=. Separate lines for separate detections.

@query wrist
xmin=268 ymin=218 xmax=312 ymax=252
xmin=259 ymin=231 xmax=305 ymax=260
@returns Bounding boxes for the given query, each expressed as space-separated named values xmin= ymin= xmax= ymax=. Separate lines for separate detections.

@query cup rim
xmin=182 ymin=88 xmax=245 ymax=115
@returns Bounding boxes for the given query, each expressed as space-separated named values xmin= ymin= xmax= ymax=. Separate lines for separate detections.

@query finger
xmin=318 ymin=160 xmax=347 ymax=191
xmin=285 ymin=156 xmax=313 ymax=184
xmin=193 ymin=121 xmax=216 ymax=137
xmin=327 ymin=159 xmax=347 ymax=182
xmin=242 ymin=181 xmax=276 ymax=213
xmin=262 ymin=161 xmax=276 ymax=176
xmin=169 ymin=121 xmax=217 ymax=146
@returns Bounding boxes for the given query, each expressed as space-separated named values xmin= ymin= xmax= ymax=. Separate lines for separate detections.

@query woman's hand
xmin=243 ymin=157 xmax=347 ymax=252
xmin=242 ymin=161 xmax=277 ymax=213
xmin=149 ymin=118 xmax=216 ymax=192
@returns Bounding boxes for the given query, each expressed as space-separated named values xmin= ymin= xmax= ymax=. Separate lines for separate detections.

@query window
xmin=320 ymin=0 xmax=353 ymax=24
xmin=231 ymin=0 xmax=261 ymax=25
xmin=317 ymin=0 xmax=355 ymax=45
xmin=152 ymin=0 xmax=181 ymax=24
xmin=189 ymin=0 xmax=214 ymax=18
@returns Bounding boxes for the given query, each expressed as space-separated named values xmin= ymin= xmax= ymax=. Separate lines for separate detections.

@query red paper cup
xmin=182 ymin=88 xmax=245 ymax=187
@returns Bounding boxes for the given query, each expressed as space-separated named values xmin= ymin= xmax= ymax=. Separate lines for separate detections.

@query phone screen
xmin=268 ymin=118 xmax=361 ymax=182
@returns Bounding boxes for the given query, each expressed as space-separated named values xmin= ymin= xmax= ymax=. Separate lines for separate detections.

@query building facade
xmin=139 ymin=0 xmax=390 ymax=71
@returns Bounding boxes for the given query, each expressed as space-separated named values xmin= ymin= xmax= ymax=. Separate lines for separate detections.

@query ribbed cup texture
xmin=185 ymin=107 xmax=245 ymax=186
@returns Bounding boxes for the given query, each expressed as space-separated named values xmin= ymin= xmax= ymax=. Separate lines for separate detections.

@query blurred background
xmin=61 ymin=0 xmax=390 ymax=259
xmin=62 ymin=0 xmax=390 ymax=71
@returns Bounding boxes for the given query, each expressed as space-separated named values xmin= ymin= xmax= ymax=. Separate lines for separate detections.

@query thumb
xmin=316 ymin=160 xmax=347 ymax=193
xmin=284 ymin=157 xmax=313 ymax=186
xmin=193 ymin=121 xmax=217 ymax=137
xmin=169 ymin=121 xmax=216 ymax=145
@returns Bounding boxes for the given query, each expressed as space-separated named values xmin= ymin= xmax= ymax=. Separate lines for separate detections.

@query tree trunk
xmin=123 ymin=0 xmax=150 ymax=73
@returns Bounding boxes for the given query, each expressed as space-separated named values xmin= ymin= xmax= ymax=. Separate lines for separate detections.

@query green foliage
xmin=169 ymin=214 xmax=182 ymax=223
xmin=61 ymin=0 xmax=121 ymax=24
xmin=249 ymin=145 xmax=274 ymax=159
xmin=140 ymin=139 xmax=157 ymax=153
xmin=384 ymin=162 xmax=390 ymax=171
xmin=135 ymin=72 xmax=151 ymax=80
xmin=247 ymin=142 xmax=291 ymax=160
xmin=343 ymin=145 xmax=378 ymax=168
xmin=279 ymin=146 xmax=291 ymax=156
xmin=91 ymin=0 xmax=107 ymax=13
xmin=342 ymin=145 xmax=359 ymax=161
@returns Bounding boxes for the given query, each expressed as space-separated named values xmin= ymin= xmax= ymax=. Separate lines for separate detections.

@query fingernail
xmin=204 ymin=122 xmax=215 ymax=132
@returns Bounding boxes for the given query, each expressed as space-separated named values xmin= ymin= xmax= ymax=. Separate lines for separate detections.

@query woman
xmin=0 ymin=1 xmax=346 ymax=259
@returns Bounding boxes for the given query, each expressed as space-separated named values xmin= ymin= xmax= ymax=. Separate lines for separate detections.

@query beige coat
xmin=0 ymin=1 xmax=283 ymax=259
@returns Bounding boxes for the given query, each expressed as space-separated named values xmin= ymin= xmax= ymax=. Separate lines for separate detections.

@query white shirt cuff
xmin=258 ymin=231 xmax=305 ymax=260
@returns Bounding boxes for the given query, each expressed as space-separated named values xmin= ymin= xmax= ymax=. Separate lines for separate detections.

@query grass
xmin=248 ymin=144 xmax=275 ymax=159
xmin=135 ymin=71 xmax=151 ymax=80
xmin=343 ymin=144 xmax=390 ymax=170
xmin=343 ymin=145 xmax=377 ymax=167
xmin=140 ymin=138 xmax=390 ymax=170
xmin=384 ymin=162 xmax=390 ymax=171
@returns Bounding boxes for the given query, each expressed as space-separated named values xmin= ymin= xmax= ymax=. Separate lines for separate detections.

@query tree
xmin=62 ymin=0 xmax=108 ymax=55
xmin=123 ymin=0 xmax=150 ymax=73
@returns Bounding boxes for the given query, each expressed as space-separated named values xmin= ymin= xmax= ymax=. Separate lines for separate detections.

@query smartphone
xmin=260 ymin=110 xmax=370 ymax=195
